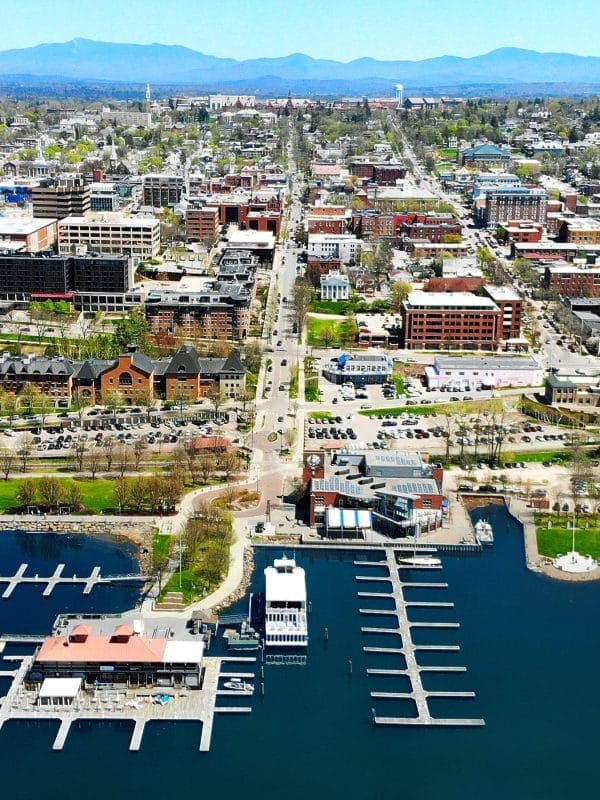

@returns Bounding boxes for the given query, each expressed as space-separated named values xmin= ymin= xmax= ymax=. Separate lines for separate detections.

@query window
xmin=119 ymin=372 xmax=133 ymax=386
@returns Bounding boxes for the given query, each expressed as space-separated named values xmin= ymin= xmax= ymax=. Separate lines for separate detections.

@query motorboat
xmin=397 ymin=554 xmax=442 ymax=567
xmin=223 ymin=678 xmax=254 ymax=692
xmin=475 ymin=519 xmax=494 ymax=545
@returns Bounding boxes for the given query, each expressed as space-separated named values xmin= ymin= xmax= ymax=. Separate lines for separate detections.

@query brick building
xmin=543 ymin=265 xmax=600 ymax=297
xmin=556 ymin=218 xmax=600 ymax=245
xmin=481 ymin=187 xmax=548 ymax=227
xmin=483 ymin=285 xmax=523 ymax=340
xmin=145 ymin=282 xmax=252 ymax=341
xmin=186 ymin=205 xmax=220 ymax=242
xmin=142 ymin=174 xmax=184 ymax=208
xmin=401 ymin=291 xmax=502 ymax=350
xmin=0 ymin=217 xmax=57 ymax=253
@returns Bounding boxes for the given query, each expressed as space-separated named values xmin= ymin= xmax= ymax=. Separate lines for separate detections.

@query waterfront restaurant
xmin=30 ymin=623 xmax=205 ymax=688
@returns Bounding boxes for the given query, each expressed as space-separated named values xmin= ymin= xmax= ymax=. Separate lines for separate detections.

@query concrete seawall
xmin=0 ymin=515 xmax=152 ymax=538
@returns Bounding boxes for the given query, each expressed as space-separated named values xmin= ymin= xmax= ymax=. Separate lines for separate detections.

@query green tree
xmin=16 ymin=479 xmax=37 ymax=508
xmin=390 ymin=280 xmax=412 ymax=312
xmin=37 ymin=476 xmax=64 ymax=509
xmin=113 ymin=308 xmax=150 ymax=352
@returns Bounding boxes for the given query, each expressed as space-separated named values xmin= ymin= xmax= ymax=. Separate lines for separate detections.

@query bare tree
xmin=132 ymin=438 xmax=148 ymax=470
xmin=116 ymin=445 xmax=130 ymax=478
xmin=84 ymin=448 xmax=103 ymax=479
xmin=103 ymin=436 xmax=115 ymax=471
xmin=74 ymin=440 xmax=87 ymax=472
xmin=0 ymin=448 xmax=15 ymax=480
xmin=17 ymin=433 xmax=34 ymax=473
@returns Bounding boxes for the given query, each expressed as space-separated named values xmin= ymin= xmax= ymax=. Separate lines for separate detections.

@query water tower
xmin=394 ymin=83 xmax=404 ymax=109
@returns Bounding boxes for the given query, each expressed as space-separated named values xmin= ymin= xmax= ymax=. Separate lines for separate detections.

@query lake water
xmin=1 ymin=509 xmax=599 ymax=800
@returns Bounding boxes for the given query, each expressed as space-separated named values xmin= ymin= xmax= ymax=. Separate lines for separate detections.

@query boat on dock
xmin=397 ymin=554 xmax=442 ymax=567
xmin=474 ymin=519 xmax=494 ymax=545
xmin=223 ymin=678 xmax=254 ymax=692
xmin=264 ymin=556 xmax=308 ymax=648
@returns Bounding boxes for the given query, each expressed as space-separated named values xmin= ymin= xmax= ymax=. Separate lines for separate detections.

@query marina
xmin=1 ymin=514 xmax=600 ymax=799
xmin=357 ymin=549 xmax=484 ymax=728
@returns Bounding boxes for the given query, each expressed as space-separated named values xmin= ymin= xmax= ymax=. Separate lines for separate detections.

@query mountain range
xmin=0 ymin=39 xmax=599 ymax=95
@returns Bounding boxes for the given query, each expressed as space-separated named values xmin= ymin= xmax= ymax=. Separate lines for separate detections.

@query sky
xmin=4 ymin=0 xmax=600 ymax=62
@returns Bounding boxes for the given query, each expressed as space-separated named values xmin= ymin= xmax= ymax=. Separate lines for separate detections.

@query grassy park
xmin=536 ymin=514 xmax=600 ymax=560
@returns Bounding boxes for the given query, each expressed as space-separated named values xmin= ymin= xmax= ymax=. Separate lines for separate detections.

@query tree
xmin=74 ymin=440 xmax=87 ymax=472
xmin=19 ymin=382 xmax=42 ymax=414
xmin=171 ymin=389 xmax=190 ymax=415
xmin=116 ymin=445 xmax=131 ymax=478
xmin=132 ymin=388 xmax=154 ymax=412
xmin=38 ymin=476 xmax=63 ymax=509
xmin=113 ymin=308 xmax=150 ymax=352
xmin=0 ymin=448 xmax=15 ymax=480
xmin=37 ymin=392 xmax=54 ymax=428
xmin=84 ymin=449 xmax=103 ymax=479
xmin=113 ymin=478 xmax=130 ymax=512
xmin=372 ymin=240 xmax=393 ymax=289
xmin=64 ymin=480 xmax=83 ymax=509
xmin=29 ymin=302 xmax=52 ymax=343
xmin=206 ymin=385 xmax=226 ymax=417
xmin=103 ymin=436 xmax=115 ymax=471
xmin=17 ymin=433 xmax=34 ymax=472
xmin=133 ymin=438 xmax=148 ymax=470
xmin=16 ymin=479 xmax=37 ymax=509
xmin=291 ymin=278 xmax=313 ymax=335
xmin=390 ymin=280 xmax=412 ymax=312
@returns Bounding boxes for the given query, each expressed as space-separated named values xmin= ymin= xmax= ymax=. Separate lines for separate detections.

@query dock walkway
xmin=0 ymin=563 xmax=148 ymax=599
xmin=358 ymin=550 xmax=484 ymax=728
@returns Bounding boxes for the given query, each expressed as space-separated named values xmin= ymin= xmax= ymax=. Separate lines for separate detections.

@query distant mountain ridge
xmin=0 ymin=39 xmax=599 ymax=92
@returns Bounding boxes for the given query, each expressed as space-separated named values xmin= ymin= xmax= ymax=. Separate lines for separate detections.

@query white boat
xmin=264 ymin=556 xmax=308 ymax=648
xmin=475 ymin=519 xmax=494 ymax=545
xmin=398 ymin=554 xmax=442 ymax=567
xmin=223 ymin=678 xmax=254 ymax=692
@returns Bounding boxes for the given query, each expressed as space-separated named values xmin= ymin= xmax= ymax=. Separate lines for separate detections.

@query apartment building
xmin=186 ymin=205 xmax=220 ymax=242
xmin=401 ymin=291 xmax=502 ymax=350
xmin=32 ymin=178 xmax=91 ymax=220
xmin=142 ymin=174 xmax=184 ymax=208
xmin=482 ymin=187 xmax=548 ymax=227
xmin=543 ymin=265 xmax=600 ymax=297
xmin=58 ymin=214 xmax=161 ymax=259
xmin=483 ymin=285 xmax=523 ymax=340
xmin=145 ymin=282 xmax=252 ymax=341
xmin=556 ymin=218 xmax=600 ymax=245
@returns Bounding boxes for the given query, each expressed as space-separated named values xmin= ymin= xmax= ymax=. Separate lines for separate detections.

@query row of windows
xmin=266 ymin=634 xmax=307 ymax=643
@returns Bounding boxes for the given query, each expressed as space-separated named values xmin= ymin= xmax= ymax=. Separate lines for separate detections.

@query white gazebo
xmin=553 ymin=523 xmax=598 ymax=574
xmin=38 ymin=677 xmax=82 ymax=707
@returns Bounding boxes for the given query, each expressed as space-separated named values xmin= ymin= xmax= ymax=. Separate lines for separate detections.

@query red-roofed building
xmin=31 ymin=623 xmax=205 ymax=687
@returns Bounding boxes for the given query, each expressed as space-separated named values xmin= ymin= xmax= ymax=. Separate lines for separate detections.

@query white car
xmin=4 ymin=429 xmax=15 ymax=437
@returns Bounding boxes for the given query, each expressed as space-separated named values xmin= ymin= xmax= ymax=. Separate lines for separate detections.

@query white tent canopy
xmin=39 ymin=677 xmax=81 ymax=705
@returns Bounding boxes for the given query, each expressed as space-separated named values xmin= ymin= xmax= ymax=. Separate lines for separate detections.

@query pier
xmin=0 ymin=654 xmax=256 ymax=752
xmin=357 ymin=550 xmax=485 ymax=728
xmin=0 ymin=564 xmax=148 ymax=599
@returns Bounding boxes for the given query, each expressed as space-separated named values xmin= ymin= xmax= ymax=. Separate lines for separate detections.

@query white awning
xmin=39 ymin=677 xmax=81 ymax=699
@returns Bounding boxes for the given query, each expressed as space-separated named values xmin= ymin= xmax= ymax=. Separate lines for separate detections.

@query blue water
xmin=1 ymin=510 xmax=600 ymax=799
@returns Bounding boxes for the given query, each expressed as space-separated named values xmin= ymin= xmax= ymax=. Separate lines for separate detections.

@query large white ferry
xmin=264 ymin=556 xmax=308 ymax=648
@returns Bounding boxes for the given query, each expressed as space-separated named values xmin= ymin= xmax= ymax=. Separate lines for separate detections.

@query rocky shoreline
xmin=213 ymin=545 xmax=255 ymax=614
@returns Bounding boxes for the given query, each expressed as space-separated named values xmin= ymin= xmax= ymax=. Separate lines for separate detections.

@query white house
xmin=320 ymin=270 xmax=350 ymax=301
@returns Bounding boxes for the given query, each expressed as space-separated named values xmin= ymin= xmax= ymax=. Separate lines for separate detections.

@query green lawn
xmin=359 ymin=397 xmax=505 ymax=418
xmin=305 ymin=377 xmax=319 ymax=402
xmin=152 ymin=531 xmax=173 ymax=562
xmin=309 ymin=299 xmax=351 ymax=315
xmin=289 ymin=364 xmax=299 ymax=400
xmin=160 ymin=568 xmax=198 ymax=605
xmin=537 ymin=522 xmax=600 ymax=560
xmin=502 ymin=450 xmax=571 ymax=464
xmin=307 ymin=316 xmax=344 ymax=347
xmin=0 ymin=477 xmax=116 ymax=514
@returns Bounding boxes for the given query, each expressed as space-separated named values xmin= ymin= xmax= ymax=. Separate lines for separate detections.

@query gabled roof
xmin=165 ymin=345 xmax=202 ymax=376
xmin=128 ymin=351 xmax=155 ymax=375
xmin=72 ymin=359 xmax=113 ymax=381
xmin=222 ymin=349 xmax=245 ymax=374
xmin=463 ymin=143 xmax=510 ymax=158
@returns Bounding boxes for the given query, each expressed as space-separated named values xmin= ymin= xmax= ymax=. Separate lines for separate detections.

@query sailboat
xmin=398 ymin=519 xmax=442 ymax=567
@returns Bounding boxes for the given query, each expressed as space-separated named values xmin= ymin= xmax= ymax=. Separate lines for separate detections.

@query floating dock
xmin=0 ymin=564 xmax=148 ymax=599
xmin=358 ymin=550 xmax=485 ymax=728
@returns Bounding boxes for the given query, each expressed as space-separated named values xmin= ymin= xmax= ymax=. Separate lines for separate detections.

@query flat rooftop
xmin=405 ymin=291 xmax=499 ymax=310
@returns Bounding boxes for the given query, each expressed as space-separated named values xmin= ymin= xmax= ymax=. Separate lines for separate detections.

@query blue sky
xmin=5 ymin=0 xmax=600 ymax=61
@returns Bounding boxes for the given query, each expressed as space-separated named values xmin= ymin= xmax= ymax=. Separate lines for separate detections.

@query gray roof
xmin=0 ymin=356 xmax=73 ymax=377
xmin=72 ymin=359 xmax=113 ymax=381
